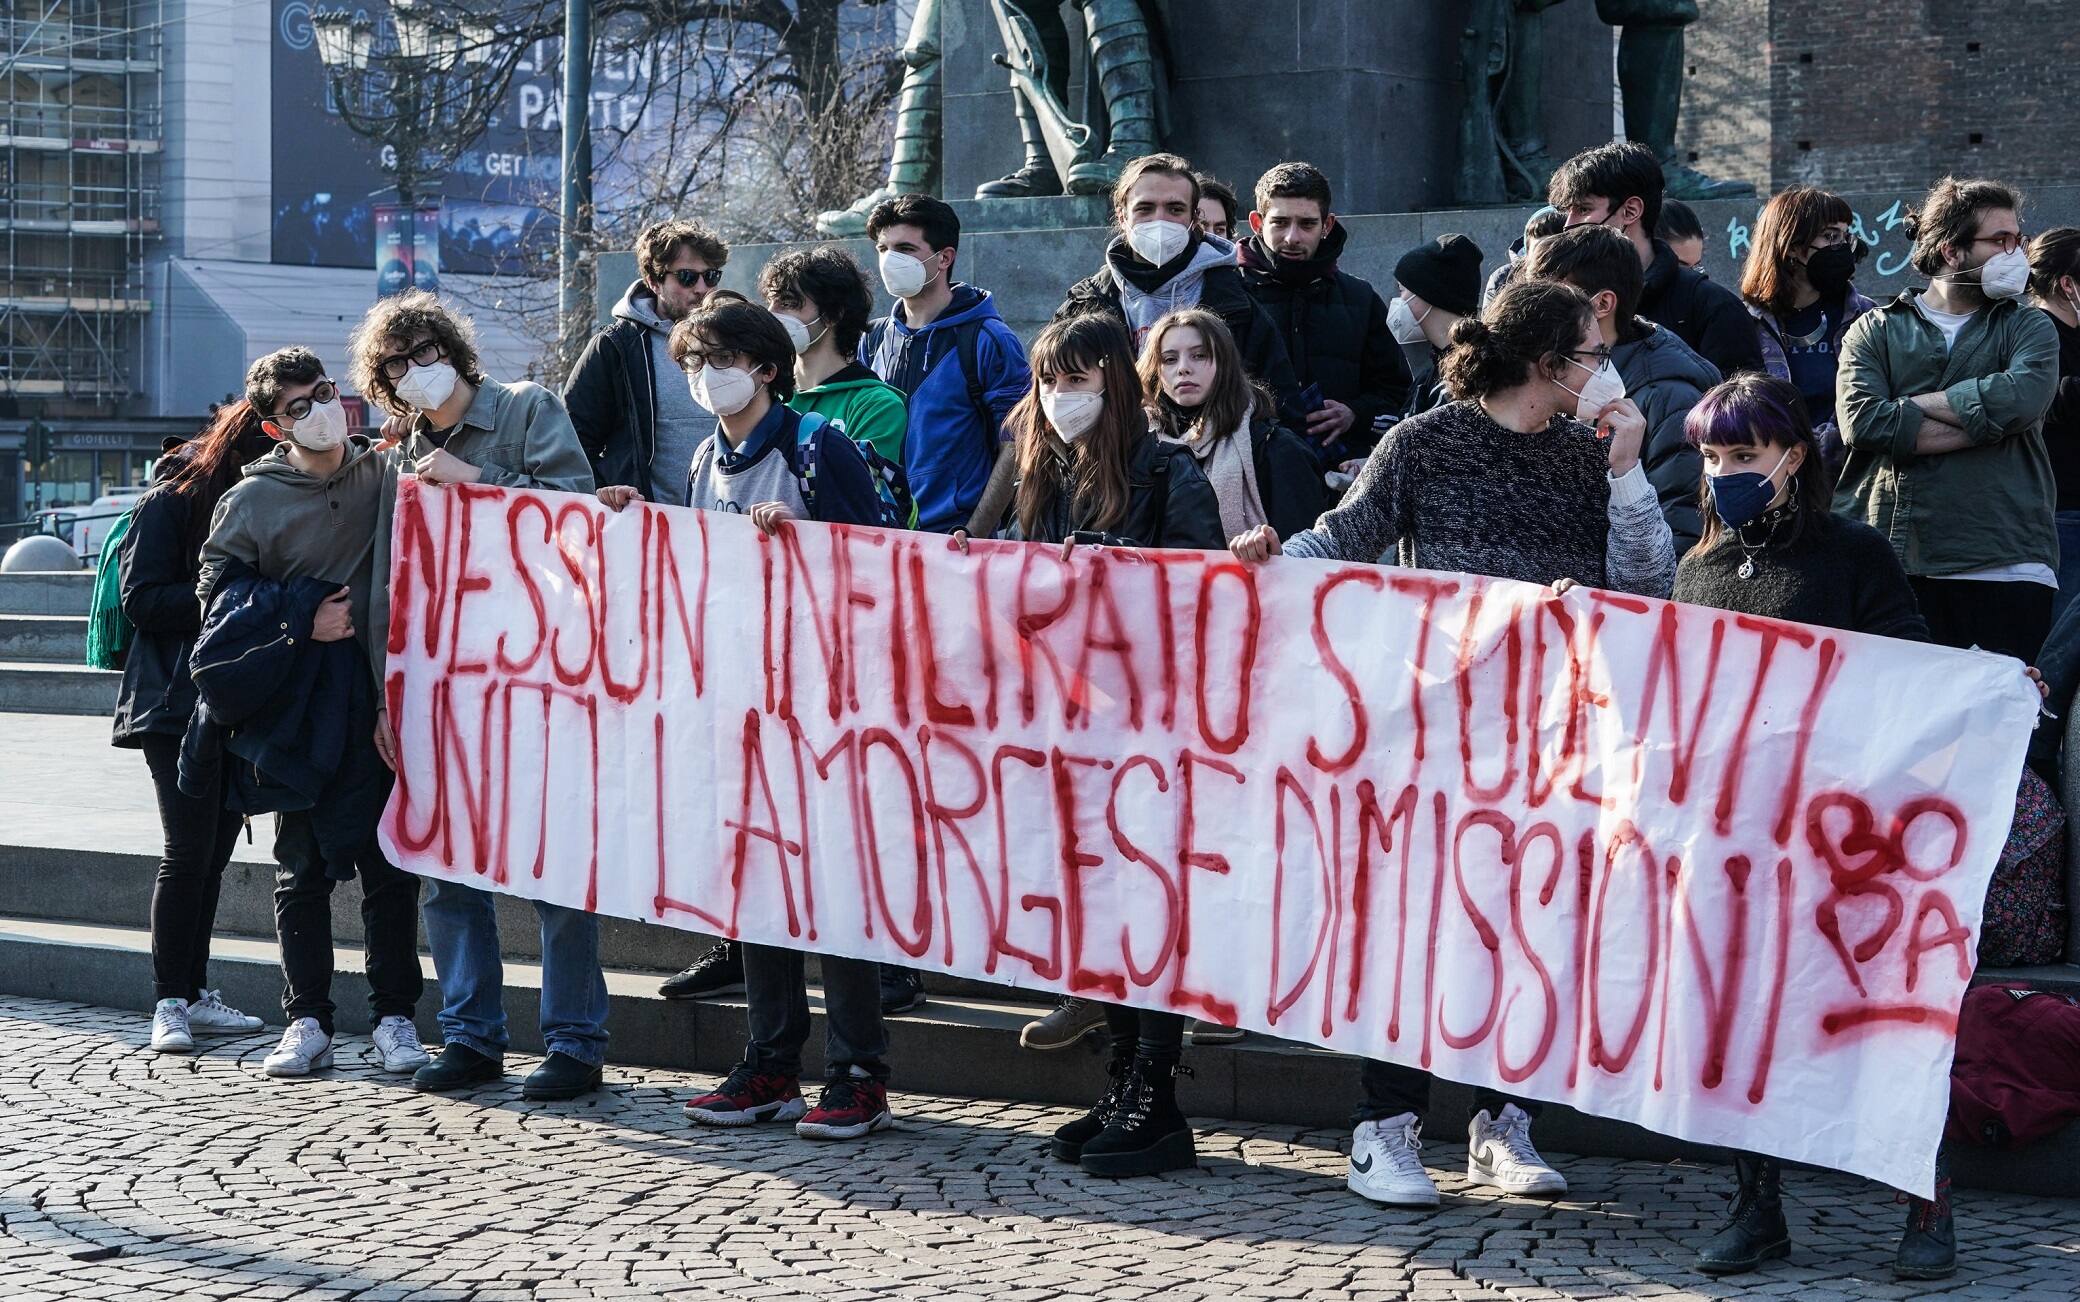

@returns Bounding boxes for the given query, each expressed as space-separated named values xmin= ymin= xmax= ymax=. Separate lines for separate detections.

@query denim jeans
xmin=740 ymin=943 xmax=888 ymax=1081
xmin=420 ymin=878 xmax=610 ymax=1066
xmin=2055 ymin=510 xmax=2080 ymax=625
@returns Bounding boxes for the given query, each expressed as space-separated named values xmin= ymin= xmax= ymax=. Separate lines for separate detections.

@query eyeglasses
xmin=679 ymin=346 xmax=744 ymax=371
xmin=274 ymin=380 xmax=338 ymax=422
xmin=378 ymin=339 xmax=446 ymax=381
xmin=1568 ymin=345 xmax=1614 ymax=367
xmin=1972 ymin=232 xmax=2026 ymax=254
xmin=671 ymin=267 xmax=725 ymax=289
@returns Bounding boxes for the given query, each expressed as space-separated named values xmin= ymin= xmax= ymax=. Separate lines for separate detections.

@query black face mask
xmin=1804 ymin=243 xmax=1857 ymax=298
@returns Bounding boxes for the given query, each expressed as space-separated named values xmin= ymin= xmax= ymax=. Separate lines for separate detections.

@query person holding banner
xmin=958 ymin=310 xmax=1222 ymax=1176
xmin=1653 ymin=372 xmax=1961 ymax=1278
xmin=350 ymin=294 xmax=610 ymax=1102
xmin=600 ymin=298 xmax=900 ymax=1141
xmin=1228 ymin=277 xmax=1676 ymax=1210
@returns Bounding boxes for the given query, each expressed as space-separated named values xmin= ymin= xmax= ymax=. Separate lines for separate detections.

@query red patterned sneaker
xmin=796 ymin=1070 xmax=894 ymax=1140
xmin=683 ymin=1063 xmax=807 ymax=1127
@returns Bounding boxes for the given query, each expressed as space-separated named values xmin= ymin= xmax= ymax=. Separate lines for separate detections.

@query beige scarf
xmin=1163 ymin=400 xmax=1268 ymax=540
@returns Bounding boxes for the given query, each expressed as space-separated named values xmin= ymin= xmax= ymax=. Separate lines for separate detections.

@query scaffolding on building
xmin=0 ymin=0 xmax=161 ymax=406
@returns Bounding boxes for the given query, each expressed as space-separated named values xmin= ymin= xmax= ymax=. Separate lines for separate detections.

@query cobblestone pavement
xmin=2 ymin=997 xmax=2075 ymax=1301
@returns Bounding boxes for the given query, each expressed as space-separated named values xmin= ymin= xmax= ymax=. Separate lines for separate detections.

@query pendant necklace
xmin=1734 ymin=504 xmax=1794 ymax=579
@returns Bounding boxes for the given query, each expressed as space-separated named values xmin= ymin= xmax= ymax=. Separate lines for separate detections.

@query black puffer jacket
xmin=1237 ymin=222 xmax=1412 ymax=464
xmin=562 ymin=280 xmax=657 ymax=491
xmin=1055 ymin=235 xmax=1304 ymax=424
xmin=1005 ymin=434 xmax=1225 ymax=550
xmin=1639 ymin=238 xmax=1764 ymax=380
xmin=112 ymin=485 xmax=203 ymax=747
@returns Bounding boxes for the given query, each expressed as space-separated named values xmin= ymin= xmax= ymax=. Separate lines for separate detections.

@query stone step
xmin=0 ymin=571 xmax=94 ymax=616
xmin=0 ymin=913 xmax=2069 ymax=1198
xmin=0 ymin=838 xmax=1051 ymax=1006
xmin=0 ymin=613 xmax=88 ymax=662
xmin=0 ymin=661 xmax=119 ymax=714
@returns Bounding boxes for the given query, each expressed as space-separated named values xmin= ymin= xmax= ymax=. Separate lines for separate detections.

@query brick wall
xmin=1679 ymin=0 xmax=2080 ymax=196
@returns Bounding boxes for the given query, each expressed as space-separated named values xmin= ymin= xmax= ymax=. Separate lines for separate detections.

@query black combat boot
xmin=1894 ymin=1147 xmax=1956 ymax=1280
xmin=1695 ymin=1154 xmax=1791 ymax=1275
xmin=1078 ymin=1054 xmax=1195 ymax=1177
xmin=1050 ymin=1047 xmax=1133 ymax=1163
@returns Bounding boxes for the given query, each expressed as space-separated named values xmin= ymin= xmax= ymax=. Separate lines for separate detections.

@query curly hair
xmin=243 ymin=346 xmax=326 ymax=417
xmin=757 ymin=245 xmax=876 ymax=358
xmin=347 ymin=290 xmax=482 ymax=416
xmin=1440 ymin=279 xmax=1593 ymax=402
xmin=636 ymin=219 xmax=729 ymax=286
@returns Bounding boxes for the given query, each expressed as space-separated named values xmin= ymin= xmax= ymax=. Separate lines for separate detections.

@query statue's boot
xmin=1618 ymin=23 xmax=1753 ymax=200
xmin=975 ymin=90 xmax=1065 ymax=199
xmin=1066 ymin=0 xmax=1159 ymax=195
xmin=817 ymin=0 xmax=943 ymax=236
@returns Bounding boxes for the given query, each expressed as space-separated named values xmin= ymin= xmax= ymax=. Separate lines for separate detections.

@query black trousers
xmin=1910 ymin=576 xmax=2055 ymax=664
xmin=1353 ymin=1060 xmax=1544 ymax=1127
xmin=273 ymin=808 xmax=423 ymax=1033
xmin=1100 ymin=1003 xmax=1186 ymax=1063
xmin=138 ymin=733 xmax=243 ymax=1004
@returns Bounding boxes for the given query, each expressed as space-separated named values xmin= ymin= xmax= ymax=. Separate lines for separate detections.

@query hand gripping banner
xmin=379 ymin=480 xmax=2038 ymax=1195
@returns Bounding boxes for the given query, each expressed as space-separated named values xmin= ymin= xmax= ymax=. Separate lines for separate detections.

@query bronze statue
xmin=1456 ymin=0 xmax=1752 ymax=208
xmin=816 ymin=0 xmax=1164 ymax=236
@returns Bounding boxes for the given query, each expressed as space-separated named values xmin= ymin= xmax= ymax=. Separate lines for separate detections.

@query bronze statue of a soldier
xmin=1457 ymin=0 xmax=1752 ymax=208
xmin=817 ymin=0 xmax=1164 ymax=237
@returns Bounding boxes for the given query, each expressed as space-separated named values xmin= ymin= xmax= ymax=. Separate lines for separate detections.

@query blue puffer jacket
xmin=179 ymin=559 xmax=389 ymax=879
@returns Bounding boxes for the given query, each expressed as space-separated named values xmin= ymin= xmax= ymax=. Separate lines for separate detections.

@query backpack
xmin=864 ymin=315 xmax=1000 ymax=471
xmin=84 ymin=506 xmax=139 ymax=670
xmin=791 ymin=411 xmax=914 ymax=530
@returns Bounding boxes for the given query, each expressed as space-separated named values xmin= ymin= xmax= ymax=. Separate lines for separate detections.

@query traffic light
xmin=23 ymin=420 xmax=51 ymax=474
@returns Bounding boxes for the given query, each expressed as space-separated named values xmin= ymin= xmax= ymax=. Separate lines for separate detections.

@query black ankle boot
xmin=1078 ymin=1056 xmax=1195 ymax=1177
xmin=1050 ymin=1052 xmax=1132 ymax=1163
xmin=1695 ymin=1155 xmax=1791 ymax=1274
xmin=1894 ymin=1148 xmax=1956 ymax=1280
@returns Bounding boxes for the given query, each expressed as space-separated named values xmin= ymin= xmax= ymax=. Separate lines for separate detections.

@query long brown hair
xmin=1012 ymin=313 xmax=1147 ymax=538
xmin=1739 ymin=186 xmax=1854 ymax=317
xmin=1139 ymin=308 xmax=1266 ymax=444
xmin=156 ymin=399 xmax=275 ymax=558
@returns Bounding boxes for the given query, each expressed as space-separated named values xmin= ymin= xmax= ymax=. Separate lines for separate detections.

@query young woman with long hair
xmin=978 ymin=310 xmax=1220 ymax=1178
xmin=116 ymin=399 xmax=276 ymax=1052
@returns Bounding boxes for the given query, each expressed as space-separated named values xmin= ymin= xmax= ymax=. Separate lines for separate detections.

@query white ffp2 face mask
xmin=878 ymin=250 xmax=937 ymax=300
xmin=394 ymin=360 xmax=458 ymax=411
xmin=1387 ymin=295 xmax=1431 ymax=345
xmin=689 ymin=365 xmax=758 ymax=418
xmin=1560 ymin=357 xmax=1627 ymax=423
xmin=1126 ymin=219 xmax=1191 ymax=267
xmin=779 ymin=312 xmax=826 ymax=355
xmin=1041 ymin=390 xmax=1104 ymax=443
xmin=1977 ymin=246 xmax=2031 ymax=299
xmin=282 ymin=392 xmax=348 ymax=451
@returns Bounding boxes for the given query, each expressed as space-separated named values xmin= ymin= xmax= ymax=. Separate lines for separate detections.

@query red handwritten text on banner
xmin=378 ymin=479 xmax=2037 ymax=1195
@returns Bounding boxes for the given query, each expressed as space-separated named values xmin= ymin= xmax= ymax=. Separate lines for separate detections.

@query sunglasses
xmin=274 ymin=380 xmax=338 ymax=422
xmin=671 ymin=268 xmax=725 ymax=289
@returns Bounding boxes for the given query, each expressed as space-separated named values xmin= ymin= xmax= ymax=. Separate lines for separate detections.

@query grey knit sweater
xmin=1282 ymin=398 xmax=1677 ymax=598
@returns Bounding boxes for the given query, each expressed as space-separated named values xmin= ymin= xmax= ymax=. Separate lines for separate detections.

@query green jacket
xmin=1834 ymin=290 xmax=2059 ymax=577
xmin=787 ymin=363 xmax=908 ymax=467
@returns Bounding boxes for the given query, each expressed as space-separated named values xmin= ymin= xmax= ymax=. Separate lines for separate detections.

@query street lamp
xmin=310 ymin=2 xmax=522 ymax=286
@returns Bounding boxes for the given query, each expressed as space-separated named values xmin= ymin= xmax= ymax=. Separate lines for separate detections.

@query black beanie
xmin=1394 ymin=234 xmax=1484 ymax=318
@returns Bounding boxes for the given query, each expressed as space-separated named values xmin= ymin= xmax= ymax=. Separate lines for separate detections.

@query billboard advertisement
xmin=269 ymin=0 xmax=662 ymax=271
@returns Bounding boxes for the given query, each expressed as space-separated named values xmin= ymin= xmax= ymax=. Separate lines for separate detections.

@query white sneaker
xmin=150 ymin=998 xmax=194 ymax=1054
xmin=1347 ymin=1113 xmax=1440 ymax=1208
xmin=263 ymin=1017 xmax=334 ymax=1077
xmin=373 ymin=1015 xmax=431 ymax=1073
xmin=186 ymin=989 xmax=263 ymax=1034
xmin=1467 ymin=1103 xmax=1568 ymax=1196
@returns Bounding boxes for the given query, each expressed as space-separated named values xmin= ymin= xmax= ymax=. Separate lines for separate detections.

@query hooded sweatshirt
xmin=860 ymin=283 xmax=1031 ymax=533
xmin=1107 ymin=232 xmax=1239 ymax=344
xmin=788 ymin=361 xmax=908 ymax=467
xmin=1611 ymin=319 xmax=1721 ymax=556
xmin=616 ymin=282 xmax=716 ymax=504
xmin=197 ymin=434 xmax=402 ymax=677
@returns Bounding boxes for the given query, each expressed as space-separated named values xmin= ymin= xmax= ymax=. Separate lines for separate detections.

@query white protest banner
xmin=378 ymin=479 xmax=2037 ymax=1196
